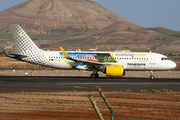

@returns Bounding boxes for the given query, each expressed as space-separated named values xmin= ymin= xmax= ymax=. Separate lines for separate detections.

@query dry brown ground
xmin=0 ymin=92 xmax=180 ymax=119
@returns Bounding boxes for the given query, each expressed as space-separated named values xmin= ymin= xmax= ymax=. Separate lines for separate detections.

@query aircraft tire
xmin=90 ymin=73 xmax=99 ymax=78
xmin=90 ymin=74 xmax=96 ymax=78
xmin=150 ymin=76 xmax=155 ymax=79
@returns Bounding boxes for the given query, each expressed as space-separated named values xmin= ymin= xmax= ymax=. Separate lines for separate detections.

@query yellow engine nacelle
xmin=105 ymin=65 xmax=124 ymax=77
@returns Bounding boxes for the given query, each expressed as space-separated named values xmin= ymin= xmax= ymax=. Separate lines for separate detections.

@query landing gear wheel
xmin=90 ymin=73 xmax=99 ymax=78
xmin=90 ymin=74 xmax=96 ymax=78
xmin=150 ymin=76 xmax=155 ymax=79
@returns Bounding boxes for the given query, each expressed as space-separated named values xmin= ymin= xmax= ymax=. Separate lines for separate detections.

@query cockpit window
xmin=161 ymin=57 xmax=169 ymax=60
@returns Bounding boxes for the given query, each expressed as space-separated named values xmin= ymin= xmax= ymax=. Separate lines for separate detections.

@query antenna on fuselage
xmin=90 ymin=46 xmax=97 ymax=51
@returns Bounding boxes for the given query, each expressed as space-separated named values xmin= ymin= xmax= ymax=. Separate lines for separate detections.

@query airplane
xmin=7 ymin=24 xmax=176 ymax=79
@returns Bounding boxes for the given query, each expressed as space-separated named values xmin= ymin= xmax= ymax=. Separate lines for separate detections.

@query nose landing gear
xmin=150 ymin=71 xmax=155 ymax=79
xmin=90 ymin=72 xmax=99 ymax=78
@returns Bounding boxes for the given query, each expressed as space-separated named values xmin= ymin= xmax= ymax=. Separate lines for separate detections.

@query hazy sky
xmin=0 ymin=0 xmax=179 ymax=31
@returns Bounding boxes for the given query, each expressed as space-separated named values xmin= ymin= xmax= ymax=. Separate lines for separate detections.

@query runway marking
xmin=57 ymin=83 xmax=180 ymax=85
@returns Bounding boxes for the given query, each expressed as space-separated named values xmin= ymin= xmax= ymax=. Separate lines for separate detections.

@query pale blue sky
xmin=0 ymin=0 xmax=179 ymax=31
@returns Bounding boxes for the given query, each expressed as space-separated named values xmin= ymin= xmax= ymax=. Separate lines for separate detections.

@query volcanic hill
xmin=0 ymin=0 xmax=180 ymax=53
xmin=0 ymin=0 xmax=134 ymax=34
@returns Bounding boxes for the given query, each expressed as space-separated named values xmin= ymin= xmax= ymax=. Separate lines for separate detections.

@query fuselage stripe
xmin=110 ymin=53 xmax=119 ymax=63
xmin=58 ymin=53 xmax=72 ymax=68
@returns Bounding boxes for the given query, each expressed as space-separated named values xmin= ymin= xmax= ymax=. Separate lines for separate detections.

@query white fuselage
xmin=41 ymin=51 xmax=176 ymax=71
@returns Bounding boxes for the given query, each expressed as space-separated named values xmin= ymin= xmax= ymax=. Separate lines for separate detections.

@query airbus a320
xmin=7 ymin=24 xmax=176 ymax=79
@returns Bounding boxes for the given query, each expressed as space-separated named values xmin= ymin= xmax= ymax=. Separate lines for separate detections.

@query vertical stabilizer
xmin=10 ymin=24 xmax=51 ymax=67
xmin=10 ymin=24 xmax=39 ymax=54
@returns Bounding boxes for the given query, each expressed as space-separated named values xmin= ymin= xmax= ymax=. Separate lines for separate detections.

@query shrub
xmin=140 ymin=90 xmax=148 ymax=93
xmin=168 ymin=90 xmax=173 ymax=92
xmin=125 ymin=89 xmax=131 ymax=92
xmin=57 ymin=100 xmax=64 ymax=104
xmin=72 ymin=90 xmax=77 ymax=92
xmin=152 ymin=89 xmax=160 ymax=93
xmin=161 ymin=89 xmax=173 ymax=92
xmin=168 ymin=53 xmax=173 ymax=56
xmin=160 ymin=89 xmax=169 ymax=92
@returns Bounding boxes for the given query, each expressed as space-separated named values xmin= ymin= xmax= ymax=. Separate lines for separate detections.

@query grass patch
xmin=0 ymin=32 xmax=13 ymax=41
xmin=147 ymin=28 xmax=180 ymax=37
xmin=152 ymin=89 xmax=173 ymax=93
xmin=0 ymin=31 xmax=92 ymax=42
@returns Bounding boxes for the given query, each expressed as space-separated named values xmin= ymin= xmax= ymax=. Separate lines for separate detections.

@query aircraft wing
xmin=60 ymin=47 xmax=110 ymax=66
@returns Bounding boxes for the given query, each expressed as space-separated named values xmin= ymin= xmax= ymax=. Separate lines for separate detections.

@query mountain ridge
xmin=0 ymin=0 xmax=135 ymax=34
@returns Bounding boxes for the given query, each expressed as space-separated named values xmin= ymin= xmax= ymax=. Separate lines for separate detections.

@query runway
xmin=0 ymin=76 xmax=180 ymax=92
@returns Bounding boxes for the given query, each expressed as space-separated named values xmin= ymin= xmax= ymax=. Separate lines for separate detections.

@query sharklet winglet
xmin=60 ymin=46 xmax=69 ymax=58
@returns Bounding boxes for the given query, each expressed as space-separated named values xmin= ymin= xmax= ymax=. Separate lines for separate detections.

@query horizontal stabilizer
xmin=7 ymin=52 xmax=28 ymax=59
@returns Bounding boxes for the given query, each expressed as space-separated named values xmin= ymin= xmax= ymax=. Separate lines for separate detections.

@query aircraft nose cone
xmin=171 ymin=61 xmax=176 ymax=69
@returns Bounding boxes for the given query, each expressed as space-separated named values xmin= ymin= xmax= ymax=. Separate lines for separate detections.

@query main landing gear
xmin=90 ymin=72 xmax=99 ymax=78
xmin=150 ymin=71 xmax=155 ymax=79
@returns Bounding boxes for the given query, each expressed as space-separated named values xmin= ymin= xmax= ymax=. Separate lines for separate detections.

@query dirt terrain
xmin=0 ymin=92 xmax=180 ymax=119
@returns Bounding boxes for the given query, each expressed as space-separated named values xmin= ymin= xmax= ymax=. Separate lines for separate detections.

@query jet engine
xmin=105 ymin=65 xmax=124 ymax=77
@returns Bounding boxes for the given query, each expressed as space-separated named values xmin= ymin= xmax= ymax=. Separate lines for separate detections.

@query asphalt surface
xmin=0 ymin=76 xmax=180 ymax=92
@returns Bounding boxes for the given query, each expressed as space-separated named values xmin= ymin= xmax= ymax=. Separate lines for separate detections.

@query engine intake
xmin=105 ymin=65 xmax=124 ymax=77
